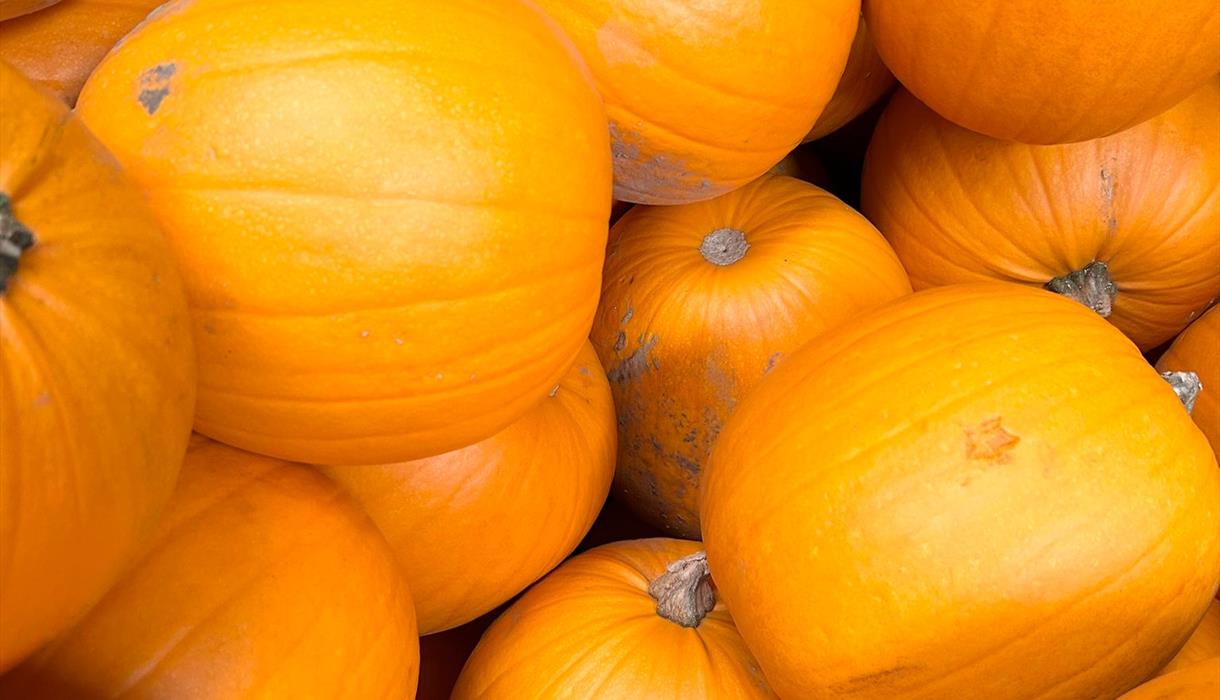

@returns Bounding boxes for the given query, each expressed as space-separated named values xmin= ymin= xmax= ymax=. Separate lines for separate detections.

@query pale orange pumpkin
xmin=1119 ymin=658 xmax=1220 ymax=700
xmin=862 ymin=82 xmax=1220 ymax=351
xmin=320 ymin=342 xmax=615 ymax=634
xmin=452 ymin=538 xmax=775 ymax=699
xmin=591 ymin=174 xmax=910 ymax=537
xmin=0 ymin=0 xmax=58 ymax=21
xmin=804 ymin=17 xmax=895 ymax=142
xmin=0 ymin=436 xmax=419 ymax=698
xmin=1158 ymin=599 xmax=1220 ymax=678
xmin=0 ymin=60 xmax=194 ymax=672
xmin=702 ymin=284 xmax=1220 ymax=699
xmin=75 ymin=0 xmax=611 ymax=464
xmin=1158 ymin=306 xmax=1220 ymax=457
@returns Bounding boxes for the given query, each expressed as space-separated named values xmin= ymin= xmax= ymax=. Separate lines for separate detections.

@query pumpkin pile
xmin=1 ymin=1 xmax=1217 ymax=698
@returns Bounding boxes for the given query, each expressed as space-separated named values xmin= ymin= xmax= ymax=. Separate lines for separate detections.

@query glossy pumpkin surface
xmin=320 ymin=342 xmax=615 ymax=634
xmin=0 ymin=0 xmax=58 ymax=21
xmin=74 ymin=0 xmax=612 ymax=464
xmin=1157 ymin=305 xmax=1220 ymax=457
xmin=1157 ymin=599 xmax=1220 ymax=678
xmin=0 ymin=60 xmax=194 ymax=672
xmin=804 ymin=17 xmax=894 ymax=142
xmin=702 ymin=284 xmax=1220 ymax=699
xmin=862 ymin=83 xmax=1220 ymax=351
xmin=1119 ymin=658 xmax=1220 ymax=700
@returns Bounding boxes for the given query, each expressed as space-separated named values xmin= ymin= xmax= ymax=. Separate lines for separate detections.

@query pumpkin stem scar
xmin=647 ymin=550 xmax=715 ymax=628
xmin=700 ymin=228 xmax=748 ymax=266
xmin=0 ymin=193 xmax=36 ymax=294
xmin=1046 ymin=260 xmax=1118 ymax=317
xmin=1160 ymin=370 xmax=1202 ymax=414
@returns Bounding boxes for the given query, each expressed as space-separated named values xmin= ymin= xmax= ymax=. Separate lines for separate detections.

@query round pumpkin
xmin=530 ymin=0 xmax=859 ymax=205
xmin=702 ymin=283 xmax=1220 ymax=699
xmin=1158 ymin=599 xmax=1220 ymax=678
xmin=452 ymin=538 xmax=775 ymax=699
xmin=320 ymin=342 xmax=615 ymax=634
xmin=1157 ymin=306 xmax=1220 ymax=456
xmin=862 ymin=82 xmax=1220 ymax=351
xmin=803 ymin=17 xmax=895 ymax=142
xmin=0 ymin=60 xmax=194 ymax=672
xmin=0 ymin=0 xmax=58 ymax=21
xmin=591 ymin=174 xmax=910 ymax=537
xmin=0 ymin=436 xmax=419 ymax=698
xmin=864 ymin=0 xmax=1220 ymax=144
xmin=1119 ymin=658 xmax=1220 ymax=700
xmin=74 ymin=0 xmax=612 ymax=464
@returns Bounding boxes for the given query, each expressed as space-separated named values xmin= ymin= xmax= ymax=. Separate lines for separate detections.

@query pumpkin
xmin=701 ymin=283 xmax=1220 ymax=699
xmin=452 ymin=538 xmax=775 ymax=699
xmin=74 ymin=0 xmax=612 ymax=464
xmin=1158 ymin=600 xmax=1220 ymax=678
xmin=862 ymin=82 xmax=1220 ymax=351
xmin=1157 ymin=306 xmax=1220 ymax=456
xmin=530 ymin=0 xmax=859 ymax=205
xmin=0 ymin=436 xmax=419 ymax=698
xmin=803 ymin=17 xmax=895 ymax=142
xmin=0 ymin=61 xmax=194 ymax=672
xmin=319 ymin=342 xmax=615 ymax=634
xmin=0 ymin=0 xmax=58 ymax=21
xmin=0 ymin=0 xmax=165 ymax=104
xmin=864 ymin=0 xmax=1220 ymax=144
xmin=591 ymin=174 xmax=910 ymax=537
xmin=1119 ymin=659 xmax=1220 ymax=700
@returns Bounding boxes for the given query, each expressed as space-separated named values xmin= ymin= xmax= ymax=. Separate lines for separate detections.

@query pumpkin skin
xmin=530 ymin=0 xmax=860 ymax=205
xmin=864 ymin=0 xmax=1220 ymax=144
xmin=862 ymin=83 xmax=1220 ymax=351
xmin=702 ymin=284 xmax=1220 ymax=700
xmin=1158 ymin=599 xmax=1220 ymax=678
xmin=0 ymin=436 xmax=419 ymax=699
xmin=1157 ymin=306 xmax=1220 ymax=456
xmin=591 ymin=174 xmax=910 ymax=537
xmin=320 ymin=342 xmax=615 ymax=634
xmin=803 ymin=17 xmax=895 ymax=142
xmin=0 ymin=61 xmax=194 ymax=672
xmin=1119 ymin=658 xmax=1220 ymax=700
xmin=452 ymin=538 xmax=775 ymax=699
xmin=0 ymin=0 xmax=165 ymax=105
xmin=0 ymin=0 xmax=58 ymax=21
xmin=74 ymin=0 xmax=612 ymax=464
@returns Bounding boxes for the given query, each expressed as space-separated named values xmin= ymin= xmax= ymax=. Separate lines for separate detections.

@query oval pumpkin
xmin=320 ymin=342 xmax=615 ymax=634
xmin=702 ymin=283 xmax=1220 ymax=699
xmin=0 ymin=436 xmax=419 ymax=698
xmin=453 ymin=538 xmax=775 ymax=699
xmin=591 ymin=174 xmax=910 ymax=537
xmin=864 ymin=0 xmax=1220 ymax=144
xmin=0 ymin=0 xmax=58 ymax=21
xmin=862 ymin=83 xmax=1220 ymax=351
xmin=1157 ymin=306 xmax=1220 ymax=457
xmin=803 ymin=17 xmax=895 ymax=142
xmin=530 ymin=0 xmax=859 ymax=205
xmin=1119 ymin=658 xmax=1220 ymax=700
xmin=74 ymin=0 xmax=611 ymax=464
xmin=1158 ymin=599 xmax=1220 ymax=678
xmin=0 ymin=60 xmax=194 ymax=672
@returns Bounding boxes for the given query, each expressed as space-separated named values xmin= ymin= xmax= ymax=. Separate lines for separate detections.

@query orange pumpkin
xmin=862 ymin=83 xmax=1220 ymax=351
xmin=531 ymin=0 xmax=859 ymax=205
xmin=702 ymin=284 xmax=1220 ymax=699
xmin=591 ymin=174 xmax=910 ymax=537
xmin=0 ymin=0 xmax=58 ymax=21
xmin=320 ymin=342 xmax=615 ymax=634
xmin=1158 ymin=306 xmax=1220 ymax=456
xmin=804 ymin=17 xmax=895 ymax=142
xmin=452 ymin=538 xmax=775 ymax=699
xmin=1119 ymin=658 xmax=1220 ymax=700
xmin=0 ymin=436 xmax=419 ymax=698
xmin=0 ymin=0 xmax=165 ymax=104
xmin=864 ymin=0 xmax=1220 ymax=144
xmin=75 ymin=0 xmax=612 ymax=464
xmin=0 ymin=61 xmax=194 ymax=672
xmin=1158 ymin=600 xmax=1220 ymax=678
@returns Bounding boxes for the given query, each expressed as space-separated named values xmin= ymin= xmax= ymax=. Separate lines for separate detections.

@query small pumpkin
xmin=1157 ymin=306 xmax=1219 ymax=456
xmin=1158 ymin=599 xmax=1220 ymax=678
xmin=862 ymin=82 xmax=1220 ymax=351
xmin=1119 ymin=658 xmax=1220 ymax=700
xmin=0 ymin=436 xmax=419 ymax=698
xmin=320 ymin=342 xmax=615 ymax=634
xmin=0 ymin=60 xmax=194 ymax=672
xmin=864 ymin=0 xmax=1220 ymax=144
xmin=75 ymin=0 xmax=612 ymax=464
xmin=0 ymin=0 xmax=58 ymax=21
xmin=452 ymin=538 xmax=775 ymax=699
xmin=530 ymin=0 xmax=860 ymax=204
xmin=592 ymin=174 xmax=910 ymax=537
xmin=803 ymin=17 xmax=895 ymax=142
xmin=702 ymin=283 xmax=1220 ymax=699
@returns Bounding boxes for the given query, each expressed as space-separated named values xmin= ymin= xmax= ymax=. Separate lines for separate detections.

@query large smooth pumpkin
xmin=1119 ymin=659 xmax=1220 ymax=700
xmin=0 ymin=0 xmax=57 ymax=21
xmin=591 ymin=174 xmax=910 ymax=537
xmin=74 ymin=0 xmax=612 ymax=464
xmin=1157 ymin=306 xmax=1220 ymax=457
xmin=1158 ymin=600 xmax=1220 ymax=678
xmin=0 ymin=436 xmax=419 ymax=698
xmin=864 ymin=0 xmax=1220 ymax=144
xmin=702 ymin=284 xmax=1220 ymax=700
xmin=0 ymin=61 xmax=194 ymax=672
xmin=803 ymin=17 xmax=894 ymax=142
xmin=320 ymin=342 xmax=615 ymax=634
xmin=862 ymin=83 xmax=1220 ymax=351
xmin=452 ymin=538 xmax=775 ymax=699
xmin=530 ymin=0 xmax=859 ymax=205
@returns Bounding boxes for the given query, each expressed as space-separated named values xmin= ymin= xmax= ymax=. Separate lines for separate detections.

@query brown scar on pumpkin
xmin=137 ymin=62 xmax=177 ymax=115
xmin=965 ymin=417 xmax=1020 ymax=462
xmin=607 ymin=334 xmax=658 ymax=383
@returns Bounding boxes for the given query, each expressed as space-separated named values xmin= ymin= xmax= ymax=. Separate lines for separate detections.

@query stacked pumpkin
xmin=1 ymin=1 xmax=1217 ymax=699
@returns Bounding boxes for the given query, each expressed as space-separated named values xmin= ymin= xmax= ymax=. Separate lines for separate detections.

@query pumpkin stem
xmin=1046 ymin=261 xmax=1118 ymax=317
xmin=700 ymin=228 xmax=748 ymax=266
xmin=648 ymin=550 xmax=715 ymax=628
xmin=1161 ymin=371 xmax=1202 ymax=414
xmin=0 ymin=193 xmax=35 ymax=294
